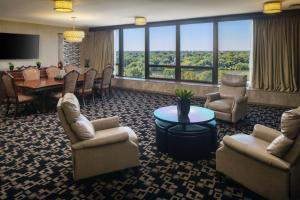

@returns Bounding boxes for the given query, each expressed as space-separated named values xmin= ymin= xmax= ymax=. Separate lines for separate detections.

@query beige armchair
xmin=216 ymin=124 xmax=300 ymax=200
xmin=205 ymin=74 xmax=247 ymax=123
xmin=57 ymin=96 xmax=140 ymax=181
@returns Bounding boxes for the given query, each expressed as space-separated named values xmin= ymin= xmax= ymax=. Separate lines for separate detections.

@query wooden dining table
xmin=15 ymin=75 xmax=102 ymax=111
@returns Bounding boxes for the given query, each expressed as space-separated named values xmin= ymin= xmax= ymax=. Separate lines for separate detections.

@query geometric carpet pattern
xmin=0 ymin=89 xmax=287 ymax=200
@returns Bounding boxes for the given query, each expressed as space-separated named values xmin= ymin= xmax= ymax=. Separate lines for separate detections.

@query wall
xmin=112 ymin=77 xmax=300 ymax=107
xmin=0 ymin=20 xmax=67 ymax=70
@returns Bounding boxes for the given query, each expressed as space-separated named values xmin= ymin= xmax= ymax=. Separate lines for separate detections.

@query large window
xmin=218 ymin=20 xmax=252 ymax=82
xmin=123 ymin=28 xmax=145 ymax=78
xmin=149 ymin=26 xmax=176 ymax=79
xmin=113 ymin=30 xmax=119 ymax=75
xmin=114 ymin=18 xmax=253 ymax=84
xmin=180 ymin=23 xmax=213 ymax=82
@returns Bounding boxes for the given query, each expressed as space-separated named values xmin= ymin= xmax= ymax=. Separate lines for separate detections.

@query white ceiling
xmin=0 ymin=0 xmax=299 ymax=28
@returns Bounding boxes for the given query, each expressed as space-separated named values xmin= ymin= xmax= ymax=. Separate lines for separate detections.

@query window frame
xmin=114 ymin=18 xmax=252 ymax=84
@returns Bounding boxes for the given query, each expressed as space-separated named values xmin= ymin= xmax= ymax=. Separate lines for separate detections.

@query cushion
xmin=266 ymin=134 xmax=294 ymax=158
xmin=281 ymin=108 xmax=300 ymax=140
xmin=61 ymin=93 xmax=81 ymax=124
xmin=71 ymin=114 xmax=95 ymax=140
xmin=207 ymin=98 xmax=233 ymax=113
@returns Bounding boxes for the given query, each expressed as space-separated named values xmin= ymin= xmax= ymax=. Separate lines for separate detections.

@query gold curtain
xmin=252 ymin=15 xmax=300 ymax=92
xmin=80 ymin=30 xmax=114 ymax=76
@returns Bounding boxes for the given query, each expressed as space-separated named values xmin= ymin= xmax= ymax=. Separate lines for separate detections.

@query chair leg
xmin=14 ymin=103 xmax=19 ymax=119
xmin=6 ymin=102 xmax=10 ymax=116
xmin=92 ymin=92 xmax=95 ymax=104
xmin=82 ymin=95 xmax=86 ymax=107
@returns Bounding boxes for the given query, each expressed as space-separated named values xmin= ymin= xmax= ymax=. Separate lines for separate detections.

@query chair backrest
xmin=65 ymin=65 xmax=80 ymax=74
xmin=101 ymin=65 xmax=113 ymax=88
xmin=46 ymin=66 xmax=60 ymax=78
xmin=83 ymin=69 xmax=97 ymax=90
xmin=22 ymin=67 xmax=40 ymax=81
xmin=63 ymin=70 xmax=80 ymax=95
xmin=219 ymin=74 xmax=247 ymax=98
xmin=57 ymin=98 xmax=79 ymax=144
xmin=1 ymin=72 xmax=17 ymax=99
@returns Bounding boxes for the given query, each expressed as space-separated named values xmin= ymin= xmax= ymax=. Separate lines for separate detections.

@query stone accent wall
xmin=63 ymin=40 xmax=80 ymax=67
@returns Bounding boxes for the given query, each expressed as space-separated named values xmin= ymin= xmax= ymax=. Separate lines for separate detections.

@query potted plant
xmin=175 ymin=88 xmax=194 ymax=116
xmin=36 ymin=61 xmax=42 ymax=69
xmin=84 ymin=59 xmax=90 ymax=68
xmin=8 ymin=62 xmax=14 ymax=71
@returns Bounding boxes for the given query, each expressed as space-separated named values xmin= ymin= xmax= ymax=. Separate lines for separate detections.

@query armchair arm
xmin=72 ymin=131 xmax=129 ymax=150
xmin=223 ymin=135 xmax=290 ymax=170
xmin=91 ymin=116 xmax=120 ymax=131
xmin=206 ymin=92 xmax=221 ymax=101
xmin=205 ymin=92 xmax=221 ymax=107
xmin=252 ymin=124 xmax=281 ymax=143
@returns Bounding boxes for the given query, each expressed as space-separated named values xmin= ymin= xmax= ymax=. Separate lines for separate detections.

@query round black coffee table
xmin=153 ymin=105 xmax=217 ymax=161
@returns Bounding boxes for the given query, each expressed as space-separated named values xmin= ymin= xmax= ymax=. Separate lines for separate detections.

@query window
xmin=113 ymin=29 xmax=119 ymax=75
xmin=180 ymin=23 xmax=213 ymax=82
xmin=149 ymin=26 xmax=176 ymax=79
xmin=218 ymin=20 xmax=252 ymax=82
xmin=123 ymin=28 xmax=145 ymax=78
xmin=114 ymin=18 xmax=253 ymax=84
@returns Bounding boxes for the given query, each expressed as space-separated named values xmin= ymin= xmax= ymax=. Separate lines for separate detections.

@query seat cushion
xmin=71 ymin=114 xmax=95 ymax=140
xmin=229 ymin=134 xmax=270 ymax=151
xmin=207 ymin=98 xmax=233 ymax=113
xmin=17 ymin=94 xmax=34 ymax=103
xmin=281 ymin=108 xmax=300 ymax=140
xmin=267 ymin=134 xmax=294 ymax=158
xmin=61 ymin=93 xmax=81 ymax=124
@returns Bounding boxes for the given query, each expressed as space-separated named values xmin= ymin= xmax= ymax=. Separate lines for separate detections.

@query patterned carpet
xmin=0 ymin=89 xmax=287 ymax=200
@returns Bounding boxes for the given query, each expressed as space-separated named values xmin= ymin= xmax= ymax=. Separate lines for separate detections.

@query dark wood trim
xmin=213 ymin=21 xmax=219 ymax=84
xmin=175 ymin=24 xmax=181 ymax=81
xmin=89 ymin=10 xmax=300 ymax=32
xmin=118 ymin=29 xmax=124 ymax=76
xmin=145 ymin=27 xmax=150 ymax=79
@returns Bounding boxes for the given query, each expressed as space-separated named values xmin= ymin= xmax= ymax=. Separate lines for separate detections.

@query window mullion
xmin=175 ymin=24 xmax=181 ymax=81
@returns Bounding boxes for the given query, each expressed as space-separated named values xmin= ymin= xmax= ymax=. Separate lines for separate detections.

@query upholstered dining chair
xmin=22 ymin=67 xmax=40 ymax=81
xmin=94 ymin=65 xmax=113 ymax=98
xmin=65 ymin=65 xmax=81 ymax=74
xmin=77 ymin=68 xmax=97 ymax=106
xmin=204 ymin=74 xmax=248 ymax=123
xmin=51 ymin=70 xmax=80 ymax=100
xmin=57 ymin=93 xmax=140 ymax=180
xmin=1 ymin=72 xmax=36 ymax=118
xmin=216 ymin=108 xmax=300 ymax=200
xmin=46 ymin=66 xmax=60 ymax=78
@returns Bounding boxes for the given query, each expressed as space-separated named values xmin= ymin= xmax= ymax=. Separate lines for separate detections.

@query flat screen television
xmin=0 ymin=33 xmax=39 ymax=59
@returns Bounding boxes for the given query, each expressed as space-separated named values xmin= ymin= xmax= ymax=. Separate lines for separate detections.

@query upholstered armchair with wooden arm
xmin=205 ymin=74 xmax=248 ymax=123
xmin=216 ymin=117 xmax=300 ymax=200
xmin=57 ymin=93 xmax=140 ymax=180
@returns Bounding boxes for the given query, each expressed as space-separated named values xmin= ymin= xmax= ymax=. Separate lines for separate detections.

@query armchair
xmin=205 ymin=74 xmax=247 ymax=123
xmin=57 ymin=96 xmax=140 ymax=180
xmin=216 ymin=124 xmax=300 ymax=200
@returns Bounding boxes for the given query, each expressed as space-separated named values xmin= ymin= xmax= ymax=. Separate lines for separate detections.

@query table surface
xmin=154 ymin=105 xmax=215 ymax=124
xmin=15 ymin=76 xmax=101 ymax=91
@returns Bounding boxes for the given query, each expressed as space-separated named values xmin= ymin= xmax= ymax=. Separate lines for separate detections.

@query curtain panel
xmin=80 ymin=30 xmax=114 ymax=76
xmin=252 ymin=15 xmax=300 ymax=92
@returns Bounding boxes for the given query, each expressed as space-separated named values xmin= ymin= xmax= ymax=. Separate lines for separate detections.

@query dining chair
xmin=46 ymin=66 xmax=60 ymax=78
xmin=22 ymin=67 xmax=40 ymax=81
xmin=1 ymin=72 xmax=36 ymax=118
xmin=65 ymin=65 xmax=81 ymax=74
xmin=77 ymin=69 xmax=97 ymax=106
xmin=51 ymin=70 xmax=80 ymax=100
xmin=94 ymin=65 xmax=114 ymax=98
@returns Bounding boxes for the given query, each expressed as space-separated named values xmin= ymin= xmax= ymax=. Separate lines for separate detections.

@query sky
xmin=115 ymin=20 xmax=252 ymax=52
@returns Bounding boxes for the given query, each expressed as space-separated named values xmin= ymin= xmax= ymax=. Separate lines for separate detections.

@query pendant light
xmin=53 ymin=0 xmax=73 ymax=13
xmin=63 ymin=17 xmax=85 ymax=43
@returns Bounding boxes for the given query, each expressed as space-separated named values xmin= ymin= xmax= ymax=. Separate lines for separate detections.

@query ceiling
xmin=0 ymin=0 xmax=299 ymax=28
